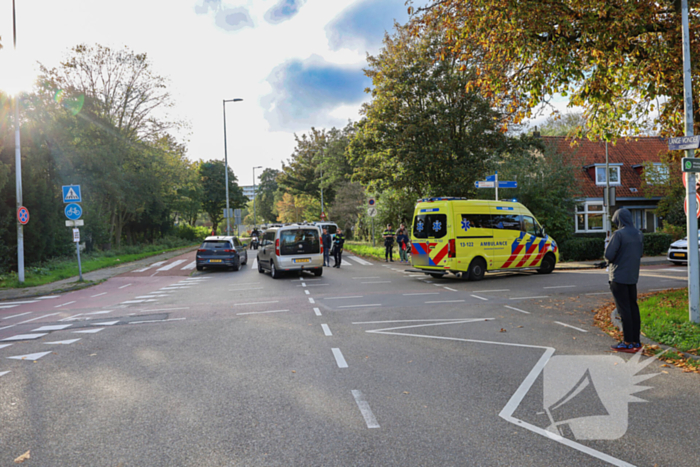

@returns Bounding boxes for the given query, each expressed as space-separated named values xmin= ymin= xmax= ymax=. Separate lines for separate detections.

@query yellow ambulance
xmin=410 ymin=198 xmax=558 ymax=280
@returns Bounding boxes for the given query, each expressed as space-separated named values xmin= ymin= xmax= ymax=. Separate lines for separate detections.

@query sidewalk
xmin=557 ymin=255 xmax=670 ymax=270
xmin=0 ymin=246 xmax=197 ymax=302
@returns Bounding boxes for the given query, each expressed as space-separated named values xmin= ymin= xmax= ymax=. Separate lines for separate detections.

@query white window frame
xmin=575 ymin=202 xmax=605 ymax=233
xmin=595 ymin=166 xmax=621 ymax=186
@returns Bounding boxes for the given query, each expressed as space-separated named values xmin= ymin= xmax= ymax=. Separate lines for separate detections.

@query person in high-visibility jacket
xmin=332 ymin=229 xmax=345 ymax=268
xmin=383 ymin=224 xmax=395 ymax=262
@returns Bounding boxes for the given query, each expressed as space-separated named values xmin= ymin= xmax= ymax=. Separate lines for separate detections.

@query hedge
xmin=560 ymin=232 xmax=673 ymax=261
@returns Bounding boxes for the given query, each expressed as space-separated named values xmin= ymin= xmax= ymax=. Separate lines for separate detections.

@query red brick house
xmin=542 ymin=136 xmax=669 ymax=234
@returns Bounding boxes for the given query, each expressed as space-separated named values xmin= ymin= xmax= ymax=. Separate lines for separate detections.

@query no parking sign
xmin=17 ymin=206 xmax=29 ymax=225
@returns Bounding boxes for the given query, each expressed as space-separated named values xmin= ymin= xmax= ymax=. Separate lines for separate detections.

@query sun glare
xmin=0 ymin=49 xmax=37 ymax=96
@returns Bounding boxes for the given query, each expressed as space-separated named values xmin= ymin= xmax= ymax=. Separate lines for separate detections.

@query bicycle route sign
xmin=65 ymin=203 xmax=83 ymax=220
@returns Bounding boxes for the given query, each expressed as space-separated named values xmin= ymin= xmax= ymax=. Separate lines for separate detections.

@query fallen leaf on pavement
xmin=89 ymin=354 xmax=97 ymax=357
xmin=14 ymin=450 xmax=30 ymax=463
xmin=661 ymin=364 xmax=669 ymax=367
xmin=500 ymin=328 xmax=507 ymax=333
xmin=403 ymin=391 xmax=409 ymax=394
xmin=291 ymin=370 xmax=296 ymax=373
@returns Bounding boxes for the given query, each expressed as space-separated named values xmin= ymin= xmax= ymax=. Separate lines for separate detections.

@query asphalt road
xmin=0 ymin=252 xmax=697 ymax=466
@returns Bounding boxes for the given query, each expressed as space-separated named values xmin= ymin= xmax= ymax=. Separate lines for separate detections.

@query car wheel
xmin=467 ymin=258 xmax=486 ymax=281
xmin=231 ymin=258 xmax=240 ymax=271
xmin=313 ymin=268 xmax=323 ymax=277
xmin=537 ymin=253 xmax=556 ymax=274
xmin=241 ymin=253 xmax=247 ymax=265
xmin=258 ymin=259 xmax=264 ymax=274
xmin=270 ymin=262 xmax=280 ymax=279
xmin=196 ymin=264 xmax=203 ymax=271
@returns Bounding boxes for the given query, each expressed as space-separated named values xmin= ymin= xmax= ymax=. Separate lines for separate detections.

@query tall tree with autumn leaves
xmin=410 ymin=0 xmax=700 ymax=141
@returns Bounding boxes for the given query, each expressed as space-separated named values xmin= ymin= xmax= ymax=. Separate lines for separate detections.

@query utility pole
xmin=606 ymin=142 xmax=611 ymax=234
xmin=13 ymin=0 xmax=25 ymax=283
xmin=222 ymin=98 xmax=243 ymax=236
xmin=681 ymin=0 xmax=700 ymax=323
xmin=253 ymin=166 xmax=262 ymax=229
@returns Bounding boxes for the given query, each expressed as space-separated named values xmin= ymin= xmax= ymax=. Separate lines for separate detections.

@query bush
xmin=560 ymin=237 xmax=605 ymax=261
xmin=644 ymin=233 xmax=672 ymax=256
xmin=658 ymin=224 xmax=685 ymax=241
xmin=172 ymin=224 xmax=211 ymax=241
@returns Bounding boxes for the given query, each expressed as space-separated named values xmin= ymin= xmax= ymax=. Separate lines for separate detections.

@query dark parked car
xmin=196 ymin=236 xmax=248 ymax=271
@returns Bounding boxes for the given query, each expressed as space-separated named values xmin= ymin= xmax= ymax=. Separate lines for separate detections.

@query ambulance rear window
xmin=413 ymin=214 xmax=447 ymax=239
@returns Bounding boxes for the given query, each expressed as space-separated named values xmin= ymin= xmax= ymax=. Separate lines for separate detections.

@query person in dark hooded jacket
xmin=604 ymin=208 xmax=644 ymax=352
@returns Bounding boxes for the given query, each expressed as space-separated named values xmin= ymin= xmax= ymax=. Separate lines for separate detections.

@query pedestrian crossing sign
xmin=62 ymin=185 xmax=81 ymax=203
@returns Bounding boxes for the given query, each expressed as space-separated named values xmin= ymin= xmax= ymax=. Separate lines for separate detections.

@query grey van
xmin=257 ymin=224 xmax=324 ymax=278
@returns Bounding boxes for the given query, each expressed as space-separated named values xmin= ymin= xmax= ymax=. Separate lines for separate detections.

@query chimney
xmin=532 ymin=125 xmax=541 ymax=138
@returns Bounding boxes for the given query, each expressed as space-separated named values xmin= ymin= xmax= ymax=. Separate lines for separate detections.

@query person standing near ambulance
xmin=604 ymin=208 xmax=644 ymax=353
xmin=332 ymin=228 xmax=345 ymax=268
xmin=383 ymin=224 xmax=395 ymax=262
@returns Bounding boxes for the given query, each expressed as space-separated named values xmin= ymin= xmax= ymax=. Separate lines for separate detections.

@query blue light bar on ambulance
xmin=416 ymin=197 xmax=467 ymax=203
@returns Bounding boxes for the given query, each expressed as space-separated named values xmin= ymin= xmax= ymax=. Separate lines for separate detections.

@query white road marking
xmin=325 ymin=296 xmax=363 ymax=300
xmin=402 ymin=292 xmax=439 ymax=296
xmin=32 ymin=324 xmax=72 ymax=332
xmin=7 ymin=351 xmax=52 ymax=361
xmin=129 ymin=318 xmax=186 ymax=324
xmin=44 ymin=339 xmax=80 ymax=345
xmin=85 ymin=310 xmax=112 ymax=315
xmin=2 ymin=334 xmax=48 ymax=341
xmin=585 ymin=292 xmax=610 ymax=295
xmin=91 ymin=321 xmax=119 ymax=326
xmin=18 ymin=313 xmax=60 ymax=324
xmin=135 ymin=295 xmax=163 ymax=299
xmin=181 ymin=260 xmax=196 ymax=270
xmin=509 ymin=296 xmax=549 ymax=300
xmin=0 ymin=325 xmax=16 ymax=331
xmin=141 ymin=307 xmax=190 ymax=312
xmin=157 ymin=259 xmax=187 ymax=271
xmin=54 ymin=301 xmax=76 ymax=308
xmin=351 ymin=390 xmax=380 ymax=429
xmin=554 ymin=321 xmax=588 ymax=333
xmin=0 ymin=371 xmax=10 ymax=377
xmin=297 ymin=284 xmax=329 ymax=287
xmin=332 ymin=348 xmax=348 ymax=368
xmin=338 ymin=304 xmax=381 ymax=308
xmin=236 ymin=309 xmax=289 ymax=316
xmin=341 ymin=259 xmax=354 ymax=266
xmin=314 ymin=308 xmax=322 ymax=316
xmin=425 ymin=300 xmax=465 ymax=304
xmin=118 ymin=283 xmax=132 ymax=289
xmin=354 ymin=319 xmax=494 ymax=324
xmin=543 ymin=285 xmax=576 ymax=289
xmin=352 ymin=277 xmax=379 ymax=279
xmin=121 ymin=300 xmax=145 ymax=304
xmin=0 ymin=344 xmax=12 ymax=349
xmin=408 ymin=274 xmax=424 ymax=277
xmin=301 ymin=282 xmax=307 ymax=287
xmin=504 ymin=305 xmax=530 ymax=314
xmin=0 ymin=305 xmax=18 ymax=309
xmin=36 ymin=296 xmax=60 ymax=300
xmin=321 ymin=324 xmax=332 ymax=336
xmin=470 ymin=295 xmax=489 ymax=301
xmin=73 ymin=328 xmax=104 ymax=334
xmin=473 ymin=289 xmax=510 ymax=293
xmin=305 ymin=290 xmax=310 ymax=295
xmin=346 ymin=255 xmax=372 ymax=266
xmin=234 ymin=301 xmax=279 ymax=306
xmin=444 ymin=287 xmax=458 ymax=292
xmin=0 ymin=300 xmax=38 ymax=305
xmin=133 ymin=261 xmax=166 ymax=272
xmin=91 ymin=292 xmax=108 ymax=297
xmin=309 ymin=298 xmax=316 ymax=304
xmin=362 ymin=281 xmax=391 ymax=284
xmin=2 ymin=312 xmax=32 ymax=320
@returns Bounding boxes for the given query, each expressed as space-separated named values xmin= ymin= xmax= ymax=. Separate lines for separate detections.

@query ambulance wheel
xmin=467 ymin=258 xmax=486 ymax=281
xmin=537 ymin=253 xmax=556 ymax=274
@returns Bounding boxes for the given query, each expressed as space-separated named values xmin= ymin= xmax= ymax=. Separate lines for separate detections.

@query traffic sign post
xmin=73 ymin=228 xmax=83 ymax=281
xmin=475 ymin=172 xmax=518 ymax=200
xmin=367 ymin=203 xmax=377 ymax=247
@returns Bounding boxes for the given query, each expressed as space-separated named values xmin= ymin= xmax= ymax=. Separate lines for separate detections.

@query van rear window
xmin=280 ymin=230 xmax=320 ymax=255
xmin=413 ymin=214 xmax=447 ymax=239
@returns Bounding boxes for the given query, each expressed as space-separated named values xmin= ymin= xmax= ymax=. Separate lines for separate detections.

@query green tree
xmin=348 ymin=23 xmax=524 ymax=198
xmin=256 ymin=168 xmax=280 ymax=223
xmin=199 ymin=160 xmax=246 ymax=234
xmin=412 ymin=0 xmax=699 ymax=139
xmin=539 ymin=113 xmax=587 ymax=137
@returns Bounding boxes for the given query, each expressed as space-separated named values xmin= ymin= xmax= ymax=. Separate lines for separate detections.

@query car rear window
xmin=413 ymin=214 xmax=447 ymax=239
xmin=279 ymin=229 xmax=320 ymax=255
xmin=201 ymin=240 xmax=231 ymax=249
xmin=323 ymin=225 xmax=337 ymax=234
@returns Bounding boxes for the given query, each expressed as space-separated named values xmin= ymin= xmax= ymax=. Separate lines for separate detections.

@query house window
xmin=647 ymin=163 xmax=669 ymax=185
xmin=576 ymin=203 xmax=604 ymax=232
xmin=595 ymin=167 xmax=620 ymax=185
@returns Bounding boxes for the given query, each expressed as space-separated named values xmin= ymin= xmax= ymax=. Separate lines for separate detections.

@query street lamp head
xmin=0 ymin=51 xmax=36 ymax=97
xmin=254 ymin=166 xmax=263 ymax=169
xmin=224 ymin=98 xmax=243 ymax=103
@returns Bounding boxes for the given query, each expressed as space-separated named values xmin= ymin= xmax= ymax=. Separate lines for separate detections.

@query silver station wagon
xmin=257 ymin=224 xmax=324 ymax=278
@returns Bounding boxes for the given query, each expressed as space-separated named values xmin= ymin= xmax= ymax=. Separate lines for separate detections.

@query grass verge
xmin=344 ymin=241 xmax=390 ymax=261
xmin=0 ymin=244 xmax=198 ymax=289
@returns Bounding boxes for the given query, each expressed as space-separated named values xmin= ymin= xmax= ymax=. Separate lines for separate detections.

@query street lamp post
xmin=223 ymin=98 xmax=243 ymax=236
xmin=12 ymin=0 xmax=25 ymax=283
xmin=253 ymin=166 xmax=262 ymax=229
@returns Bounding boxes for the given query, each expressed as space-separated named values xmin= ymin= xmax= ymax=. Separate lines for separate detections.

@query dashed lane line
xmin=351 ymin=390 xmax=380 ymax=429
xmin=470 ymin=295 xmax=489 ymax=301
xmin=314 ymin=308 xmax=322 ymax=316
xmin=352 ymin=277 xmax=380 ymax=280
xmin=55 ymin=301 xmax=76 ymax=308
xmin=234 ymin=301 xmax=280 ymax=306
xmin=36 ymin=296 xmax=60 ymax=300
xmin=321 ymin=324 xmax=332 ymax=336
xmin=337 ymin=304 xmax=381 ymax=308
xmin=444 ymin=287 xmax=458 ymax=292
xmin=402 ymin=292 xmax=439 ymax=296
xmin=504 ymin=305 xmax=530 ymax=314
xmin=305 ymin=290 xmax=310 ymax=295
xmin=543 ymin=285 xmax=576 ymax=289
xmin=118 ymin=283 xmax=132 ymax=289
xmin=362 ymin=281 xmax=391 ymax=284
xmin=91 ymin=292 xmax=108 ymax=297
xmin=425 ymin=300 xmax=465 ymax=304
xmin=18 ymin=313 xmax=60 ymax=324
xmin=236 ymin=309 xmax=290 ymax=316
xmin=129 ymin=318 xmax=186 ymax=324
xmin=332 ymin=348 xmax=348 ymax=368
xmin=324 ymin=296 xmax=363 ymax=300
xmin=509 ymin=296 xmax=549 ymax=300
xmin=473 ymin=289 xmax=510 ymax=293
xmin=554 ymin=321 xmax=588 ymax=333
xmin=2 ymin=312 xmax=32 ymax=320
xmin=309 ymin=298 xmax=316 ymax=304
xmin=140 ymin=307 xmax=190 ymax=312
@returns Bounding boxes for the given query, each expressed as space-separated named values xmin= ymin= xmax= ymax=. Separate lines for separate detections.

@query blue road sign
xmin=62 ymin=185 xmax=82 ymax=203
xmin=65 ymin=203 xmax=83 ymax=220
xmin=486 ymin=174 xmax=496 ymax=182
xmin=498 ymin=181 xmax=518 ymax=188
xmin=669 ymin=136 xmax=700 ymax=151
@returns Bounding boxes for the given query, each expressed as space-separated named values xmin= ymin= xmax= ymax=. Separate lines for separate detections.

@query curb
xmin=609 ymin=308 xmax=700 ymax=361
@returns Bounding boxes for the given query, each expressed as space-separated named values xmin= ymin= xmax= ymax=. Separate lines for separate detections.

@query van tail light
xmin=320 ymin=243 xmax=323 ymax=254
xmin=275 ymin=238 xmax=280 ymax=256
xmin=448 ymin=239 xmax=456 ymax=258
